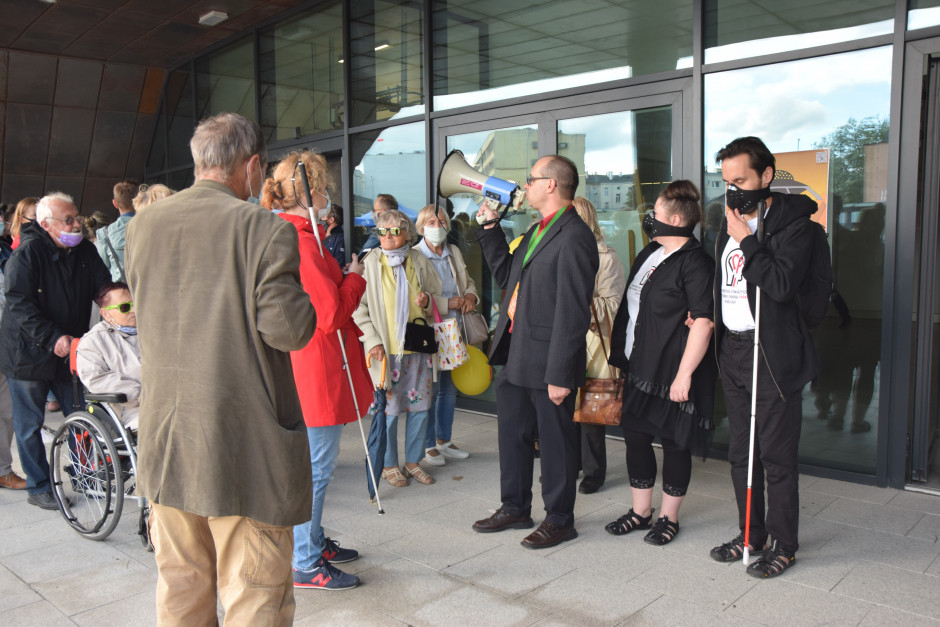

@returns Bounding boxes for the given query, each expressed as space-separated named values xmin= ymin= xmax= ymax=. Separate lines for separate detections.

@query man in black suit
xmin=472 ymin=155 xmax=599 ymax=548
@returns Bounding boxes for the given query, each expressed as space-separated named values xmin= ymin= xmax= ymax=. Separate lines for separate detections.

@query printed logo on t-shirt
xmin=724 ymin=247 xmax=745 ymax=287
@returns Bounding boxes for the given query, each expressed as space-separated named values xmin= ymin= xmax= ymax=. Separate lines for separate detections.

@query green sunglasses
xmin=376 ymin=227 xmax=403 ymax=237
xmin=102 ymin=301 xmax=134 ymax=314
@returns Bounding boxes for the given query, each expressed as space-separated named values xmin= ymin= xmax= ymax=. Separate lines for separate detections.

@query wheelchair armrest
xmin=85 ymin=393 xmax=128 ymax=404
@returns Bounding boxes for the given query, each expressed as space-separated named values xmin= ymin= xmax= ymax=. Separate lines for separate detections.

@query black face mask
xmin=642 ymin=210 xmax=696 ymax=239
xmin=725 ymin=183 xmax=771 ymax=214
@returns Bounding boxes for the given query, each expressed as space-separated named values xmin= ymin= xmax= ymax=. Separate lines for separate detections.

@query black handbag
xmin=403 ymin=317 xmax=438 ymax=354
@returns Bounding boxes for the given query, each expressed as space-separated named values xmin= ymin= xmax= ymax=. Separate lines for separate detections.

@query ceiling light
xmin=374 ymin=42 xmax=391 ymax=51
xmin=199 ymin=11 xmax=229 ymax=27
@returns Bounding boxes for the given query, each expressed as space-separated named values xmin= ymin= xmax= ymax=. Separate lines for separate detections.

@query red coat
xmin=280 ymin=213 xmax=373 ymax=427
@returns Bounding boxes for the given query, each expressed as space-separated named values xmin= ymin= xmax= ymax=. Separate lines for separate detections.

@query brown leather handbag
xmin=573 ymin=303 xmax=623 ymax=426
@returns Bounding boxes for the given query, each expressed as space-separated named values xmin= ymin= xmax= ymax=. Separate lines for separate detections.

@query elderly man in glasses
xmin=0 ymin=192 xmax=110 ymax=509
xmin=76 ymin=282 xmax=141 ymax=430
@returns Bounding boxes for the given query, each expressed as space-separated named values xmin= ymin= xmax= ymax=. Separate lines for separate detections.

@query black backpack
xmin=795 ymin=220 xmax=833 ymax=328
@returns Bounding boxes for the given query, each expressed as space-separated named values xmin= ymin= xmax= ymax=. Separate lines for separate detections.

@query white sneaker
xmin=423 ymin=448 xmax=446 ymax=466
xmin=437 ymin=442 xmax=469 ymax=459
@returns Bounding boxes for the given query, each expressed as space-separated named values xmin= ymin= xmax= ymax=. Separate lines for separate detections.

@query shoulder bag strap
xmin=591 ymin=301 xmax=617 ymax=380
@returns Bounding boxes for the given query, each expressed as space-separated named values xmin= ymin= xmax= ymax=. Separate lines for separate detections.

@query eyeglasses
xmin=376 ymin=227 xmax=403 ymax=237
xmin=48 ymin=215 xmax=79 ymax=227
xmin=102 ymin=301 xmax=134 ymax=314
xmin=526 ymin=176 xmax=552 ymax=186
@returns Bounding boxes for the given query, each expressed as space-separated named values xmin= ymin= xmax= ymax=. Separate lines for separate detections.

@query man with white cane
xmin=709 ymin=137 xmax=820 ymax=578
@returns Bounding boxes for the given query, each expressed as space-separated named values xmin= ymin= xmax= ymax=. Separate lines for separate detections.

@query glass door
xmin=436 ymin=93 xmax=682 ymax=410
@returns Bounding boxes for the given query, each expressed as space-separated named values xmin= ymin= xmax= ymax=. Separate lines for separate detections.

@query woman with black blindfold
xmin=603 ymin=180 xmax=717 ymax=546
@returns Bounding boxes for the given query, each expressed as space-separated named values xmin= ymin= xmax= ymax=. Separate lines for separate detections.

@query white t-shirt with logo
xmin=624 ymin=247 xmax=670 ymax=360
xmin=720 ymin=214 xmax=761 ymax=332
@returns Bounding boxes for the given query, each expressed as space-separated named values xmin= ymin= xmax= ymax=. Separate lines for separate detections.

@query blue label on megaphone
xmin=483 ymin=176 xmax=517 ymax=206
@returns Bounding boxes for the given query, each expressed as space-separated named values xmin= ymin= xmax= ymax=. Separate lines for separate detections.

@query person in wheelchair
xmin=75 ymin=282 xmax=140 ymax=431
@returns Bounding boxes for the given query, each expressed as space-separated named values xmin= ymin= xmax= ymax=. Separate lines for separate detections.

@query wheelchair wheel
xmin=49 ymin=411 xmax=124 ymax=540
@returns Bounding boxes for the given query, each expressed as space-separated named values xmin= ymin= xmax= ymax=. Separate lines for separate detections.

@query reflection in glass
xmin=704 ymin=0 xmax=894 ymax=64
xmin=559 ymin=107 xmax=672 ymax=270
xmin=909 ymin=0 xmax=940 ymax=30
xmin=703 ymin=47 xmax=892 ymax=474
xmin=259 ymin=3 xmax=344 ymax=143
xmin=146 ymin=103 xmax=167 ymax=174
xmin=165 ymin=69 xmax=195 ymax=169
xmin=349 ymin=0 xmax=425 ymax=127
xmin=432 ymin=0 xmax=692 ymax=111
xmin=195 ymin=37 xmax=256 ymax=122
xmin=350 ymin=122 xmax=427 ymax=253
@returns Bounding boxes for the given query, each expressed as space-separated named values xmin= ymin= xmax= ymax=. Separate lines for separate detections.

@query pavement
xmin=2 ymin=407 xmax=940 ymax=626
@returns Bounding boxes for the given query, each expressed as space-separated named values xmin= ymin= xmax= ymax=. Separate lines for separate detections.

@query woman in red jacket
xmin=268 ymin=150 xmax=373 ymax=592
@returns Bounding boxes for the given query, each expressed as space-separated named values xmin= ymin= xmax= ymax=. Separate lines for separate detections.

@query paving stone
xmin=858 ymin=604 xmax=940 ymax=626
xmin=33 ymin=557 xmax=157 ymax=616
xmin=807 ymin=478 xmax=898 ymax=504
xmin=0 ymin=563 xmax=41 ymax=613
xmin=832 ymin=561 xmax=940 ymax=619
xmin=621 ymin=594 xmax=761 ymax=626
xmin=907 ymin=513 xmax=940 ymax=543
xmin=443 ymin=544 xmax=575 ymax=598
xmin=410 ymin=584 xmax=549 ymax=626
xmin=818 ymin=525 xmax=940 ymax=574
xmin=815 ymin=497 xmax=925 ymax=535
xmin=1 ymin=538 xmax=130 ymax=584
xmin=888 ymin=490 xmax=940 ymax=516
xmin=70 ymin=590 xmax=156 ymax=626
xmin=0 ymin=599 xmax=75 ymax=626
xmin=520 ymin=567 xmax=661 ymax=623
xmin=727 ymin=577 xmax=871 ymax=625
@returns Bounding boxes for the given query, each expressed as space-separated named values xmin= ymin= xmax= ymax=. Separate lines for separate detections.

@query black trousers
xmin=580 ymin=423 xmax=607 ymax=482
xmin=623 ymin=430 xmax=691 ymax=496
xmin=720 ymin=336 xmax=802 ymax=553
xmin=495 ymin=372 xmax=579 ymax=527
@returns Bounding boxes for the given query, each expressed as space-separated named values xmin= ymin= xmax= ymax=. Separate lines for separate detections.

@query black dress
xmin=608 ymin=238 xmax=717 ymax=452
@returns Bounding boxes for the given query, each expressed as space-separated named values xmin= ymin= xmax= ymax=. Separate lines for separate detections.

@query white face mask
xmin=246 ymin=160 xmax=260 ymax=204
xmin=424 ymin=226 xmax=447 ymax=246
xmin=316 ymin=189 xmax=332 ymax=220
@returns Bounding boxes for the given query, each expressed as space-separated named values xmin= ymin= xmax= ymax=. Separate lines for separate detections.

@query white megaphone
xmin=436 ymin=149 xmax=526 ymax=226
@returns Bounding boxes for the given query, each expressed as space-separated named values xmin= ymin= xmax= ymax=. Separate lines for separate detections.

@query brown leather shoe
xmin=0 ymin=471 xmax=27 ymax=490
xmin=521 ymin=521 xmax=577 ymax=549
xmin=472 ymin=508 xmax=534 ymax=533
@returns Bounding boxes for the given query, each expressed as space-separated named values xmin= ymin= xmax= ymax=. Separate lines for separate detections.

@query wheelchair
xmin=47 ymin=339 xmax=151 ymax=549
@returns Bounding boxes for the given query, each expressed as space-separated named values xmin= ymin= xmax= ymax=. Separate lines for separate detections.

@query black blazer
xmin=477 ymin=208 xmax=599 ymax=390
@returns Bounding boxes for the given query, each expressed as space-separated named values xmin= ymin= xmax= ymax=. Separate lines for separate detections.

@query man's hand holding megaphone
xmin=476 ymin=199 xmax=501 ymax=230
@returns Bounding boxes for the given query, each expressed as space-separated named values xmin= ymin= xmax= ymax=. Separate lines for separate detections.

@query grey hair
xmin=36 ymin=192 xmax=76 ymax=224
xmin=190 ymin=112 xmax=266 ymax=179
xmin=375 ymin=209 xmax=418 ymax=244
xmin=415 ymin=204 xmax=450 ymax=234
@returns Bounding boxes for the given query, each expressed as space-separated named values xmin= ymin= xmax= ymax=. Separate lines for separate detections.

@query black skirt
xmin=619 ymin=382 xmax=713 ymax=456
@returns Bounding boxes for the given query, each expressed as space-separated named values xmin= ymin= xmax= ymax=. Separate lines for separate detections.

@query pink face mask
xmin=54 ymin=226 xmax=83 ymax=248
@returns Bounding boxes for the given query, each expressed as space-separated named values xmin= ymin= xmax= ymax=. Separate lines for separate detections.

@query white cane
xmin=742 ymin=199 xmax=766 ymax=564
xmin=295 ymin=163 xmax=385 ymax=515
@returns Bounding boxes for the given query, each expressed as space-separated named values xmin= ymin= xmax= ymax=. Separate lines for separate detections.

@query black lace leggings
xmin=624 ymin=429 xmax=691 ymax=497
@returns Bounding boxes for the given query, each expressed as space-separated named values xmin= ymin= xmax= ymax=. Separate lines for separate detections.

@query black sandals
xmin=745 ymin=539 xmax=795 ymax=578
xmin=709 ymin=533 xmax=765 ymax=562
xmin=643 ymin=516 xmax=680 ymax=545
xmin=604 ymin=508 xmax=654 ymax=536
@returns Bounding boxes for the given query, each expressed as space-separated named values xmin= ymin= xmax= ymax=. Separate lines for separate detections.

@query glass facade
xmin=909 ymin=0 xmax=940 ymax=29
xmin=259 ymin=3 xmax=345 ymax=142
xmin=704 ymin=0 xmax=894 ymax=64
xmin=141 ymin=0 xmax=940 ymax=487
xmin=704 ymin=47 xmax=892 ymax=475
xmin=349 ymin=0 xmax=425 ymax=126
xmin=432 ymin=0 xmax=693 ymax=111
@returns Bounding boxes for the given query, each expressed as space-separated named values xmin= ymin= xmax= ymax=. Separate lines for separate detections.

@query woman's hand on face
xmin=461 ymin=293 xmax=477 ymax=313
xmin=347 ymin=253 xmax=365 ymax=276
xmin=415 ymin=291 xmax=429 ymax=308
xmin=447 ymin=296 xmax=463 ymax=311
xmin=369 ymin=345 xmax=386 ymax=363
xmin=669 ymin=373 xmax=692 ymax=403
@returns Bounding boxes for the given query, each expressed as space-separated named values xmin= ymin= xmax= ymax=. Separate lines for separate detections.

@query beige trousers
xmin=150 ymin=502 xmax=295 ymax=627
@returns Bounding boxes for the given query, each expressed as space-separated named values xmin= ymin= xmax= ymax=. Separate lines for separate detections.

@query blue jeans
xmin=293 ymin=423 xmax=344 ymax=570
xmin=8 ymin=378 xmax=76 ymax=495
xmin=384 ymin=410 xmax=429 ymax=467
xmin=425 ymin=370 xmax=457 ymax=448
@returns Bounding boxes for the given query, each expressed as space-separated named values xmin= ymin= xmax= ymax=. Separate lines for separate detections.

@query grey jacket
xmin=76 ymin=320 xmax=141 ymax=429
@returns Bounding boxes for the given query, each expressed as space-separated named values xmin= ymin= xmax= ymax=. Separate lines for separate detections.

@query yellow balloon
xmin=452 ymin=345 xmax=492 ymax=396
xmin=508 ymin=235 xmax=524 ymax=254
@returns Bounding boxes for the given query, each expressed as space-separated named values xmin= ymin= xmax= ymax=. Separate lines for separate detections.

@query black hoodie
xmin=0 ymin=221 xmax=110 ymax=381
xmin=713 ymin=192 xmax=821 ymax=397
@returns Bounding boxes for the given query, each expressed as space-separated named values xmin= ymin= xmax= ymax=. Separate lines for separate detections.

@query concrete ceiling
xmin=0 ymin=0 xmax=309 ymax=68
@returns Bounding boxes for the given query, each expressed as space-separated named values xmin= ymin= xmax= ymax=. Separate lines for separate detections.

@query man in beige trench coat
xmin=125 ymin=112 xmax=316 ymax=626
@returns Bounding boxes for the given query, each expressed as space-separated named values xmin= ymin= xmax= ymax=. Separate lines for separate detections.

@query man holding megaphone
xmin=470 ymin=155 xmax=598 ymax=549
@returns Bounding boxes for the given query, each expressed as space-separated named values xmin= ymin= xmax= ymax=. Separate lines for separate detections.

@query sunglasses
xmin=526 ymin=176 xmax=553 ymax=186
xmin=376 ymin=227 xmax=403 ymax=237
xmin=102 ymin=301 xmax=134 ymax=314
